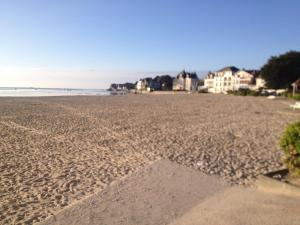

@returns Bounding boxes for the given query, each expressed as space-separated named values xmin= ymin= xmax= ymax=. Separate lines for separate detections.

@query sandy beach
xmin=0 ymin=94 xmax=299 ymax=224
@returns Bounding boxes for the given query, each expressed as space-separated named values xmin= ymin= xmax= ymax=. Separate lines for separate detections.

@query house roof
xmin=245 ymin=70 xmax=260 ymax=78
xmin=217 ymin=66 xmax=239 ymax=73
xmin=176 ymin=70 xmax=198 ymax=79
xmin=292 ymin=78 xmax=300 ymax=85
xmin=205 ymin=72 xmax=215 ymax=78
xmin=140 ymin=77 xmax=152 ymax=82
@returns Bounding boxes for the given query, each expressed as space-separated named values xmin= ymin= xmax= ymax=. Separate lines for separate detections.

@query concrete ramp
xmin=39 ymin=159 xmax=228 ymax=225
xmin=169 ymin=186 xmax=300 ymax=225
xmin=39 ymin=159 xmax=300 ymax=225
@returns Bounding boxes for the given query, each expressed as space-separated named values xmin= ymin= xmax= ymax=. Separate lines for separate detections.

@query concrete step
xmin=39 ymin=159 xmax=229 ymax=225
xmin=39 ymin=159 xmax=300 ymax=225
xmin=169 ymin=186 xmax=300 ymax=225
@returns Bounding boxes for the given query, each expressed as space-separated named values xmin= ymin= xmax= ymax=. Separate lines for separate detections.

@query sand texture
xmin=0 ymin=94 xmax=299 ymax=224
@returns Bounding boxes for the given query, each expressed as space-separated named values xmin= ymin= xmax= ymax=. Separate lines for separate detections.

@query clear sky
xmin=1 ymin=0 xmax=300 ymax=88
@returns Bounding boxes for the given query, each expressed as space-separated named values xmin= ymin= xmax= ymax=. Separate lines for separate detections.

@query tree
xmin=260 ymin=51 xmax=300 ymax=89
xmin=280 ymin=121 xmax=300 ymax=178
xmin=198 ymin=79 xmax=204 ymax=86
xmin=154 ymin=75 xmax=173 ymax=90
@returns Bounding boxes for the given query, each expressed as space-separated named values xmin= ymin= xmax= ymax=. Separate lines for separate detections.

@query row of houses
xmin=203 ymin=66 xmax=265 ymax=93
xmin=135 ymin=67 xmax=267 ymax=93
xmin=108 ymin=83 xmax=135 ymax=91
xmin=111 ymin=66 xmax=300 ymax=94
xmin=136 ymin=70 xmax=199 ymax=92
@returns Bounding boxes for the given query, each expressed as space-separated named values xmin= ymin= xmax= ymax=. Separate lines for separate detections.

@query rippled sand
xmin=0 ymin=94 xmax=299 ymax=224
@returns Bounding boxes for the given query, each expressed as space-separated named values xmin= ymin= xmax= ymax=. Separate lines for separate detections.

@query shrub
xmin=280 ymin=121 xmax=300 ymax=177
xmin=227 ymin=88 xmax=261 ymax=96
xmin=293 ymin=93 xmax=300 ymax=100
xmin=248 ymin=89 xmax=260 ymax=96
xmin=279 ymin=91 xmax=289 ymax=97
xmin=238 ymin=88 xmax=248 ymax=96
xmin=198 ymin=89 xmax=208 ymax=93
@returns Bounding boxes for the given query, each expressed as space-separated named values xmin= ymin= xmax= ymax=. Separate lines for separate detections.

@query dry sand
xmin=0 ymin=94 xmax=299 ymax=224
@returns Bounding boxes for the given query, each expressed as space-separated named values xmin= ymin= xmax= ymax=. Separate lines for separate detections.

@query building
xmin=203 ymin=66 xmax=263 ymax=93
xmin=109 ymin=83 xmax=135 ymax=91
xmin=153 ymin=75 xmax=173 ymax=90
xmin=246 ymin=70 xmax=265 ymax=90
xmin=235 ymin=70 xmax=255 ymax=89
xmin=172 ymin=70 xmax=199 ymax=91
xmin=148 ymin=80 xmax=161 ymax=90
xmin=136 ymin=79 xmax=147 ymax=91
xmin=292 ymin=79 xmax=300 ymax=96
xmin=136 ymin=78 xmax=161 ymax=91
xmin=203 ymin=72 xmax=215 ymax=92
xmin=255 ymin=77 xmax=266 ymax=89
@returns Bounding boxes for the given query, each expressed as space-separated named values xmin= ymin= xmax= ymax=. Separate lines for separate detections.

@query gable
xmin=292 ymin=79 xmax=300 ymax=85
xmin=235 ymin=70 xmax=254 ymax=79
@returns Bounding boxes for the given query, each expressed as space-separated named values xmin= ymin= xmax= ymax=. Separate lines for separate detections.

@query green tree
xmin=198 ymin=79 xmax=204 ymax=86
xmin=261 ymin=51 xmax=300 ymax=89
xmin=280 ymin=121 xmax=300 ymax=177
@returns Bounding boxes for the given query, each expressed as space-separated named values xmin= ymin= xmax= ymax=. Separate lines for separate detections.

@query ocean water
xmin=0 ymin=87 xmax=111 ymax=97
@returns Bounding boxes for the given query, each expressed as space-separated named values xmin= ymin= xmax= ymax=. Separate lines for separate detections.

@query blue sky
xmin=0 ymin=0 xmax=300 ymax=88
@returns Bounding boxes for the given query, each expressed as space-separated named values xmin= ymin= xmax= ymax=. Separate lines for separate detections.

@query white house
xmin=255 ymin=77 xmax=266 ymax=89
xmin=203 ymin=72 xmax=215 ymax=92
xmin=136 ymin=80 xmax=147 ymax=91
xmin=292 ymin=79 xmax=300 ymax=96
xmin=235 ymin=70 xmax=255 ymax=89
xmin=173 ymin=70 xmax=199 ymax=91
xmin=136 ymin=78 xmax=161 ymax=91
xmin=203 ymin=66 xmax=263 ymax=93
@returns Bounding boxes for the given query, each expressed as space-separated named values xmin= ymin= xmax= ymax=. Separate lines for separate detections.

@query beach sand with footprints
xmin=0 ymin=94 xmax=299 ymax=224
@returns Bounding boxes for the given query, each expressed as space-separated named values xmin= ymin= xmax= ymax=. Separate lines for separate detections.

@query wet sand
xmin=0 ymin=94 xmax=299 ymax=224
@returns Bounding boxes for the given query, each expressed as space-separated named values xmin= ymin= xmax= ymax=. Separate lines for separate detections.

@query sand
xmin=0 ymin=94 xmax=299 ymax=224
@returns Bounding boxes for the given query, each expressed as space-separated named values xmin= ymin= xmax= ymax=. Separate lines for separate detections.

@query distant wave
xmin=0 ymin=87 xmax=111 ymax=97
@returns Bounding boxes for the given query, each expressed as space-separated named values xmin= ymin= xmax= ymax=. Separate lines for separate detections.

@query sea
xmin=0 ymin=87 xmax=111 ymax=97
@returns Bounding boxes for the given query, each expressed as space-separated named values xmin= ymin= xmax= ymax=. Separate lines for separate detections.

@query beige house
xmin=203 ymin=66 xmax=262 ymax=93
xmin=136 ymin=80 xmax=147 ymax=91
xmin=234 ymin=70 xmax=255 ymax=89
xmin=173 ymin=70 xmax=199 ymax=91
xmin=255 ymin=77 xmax=266 ymax=89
